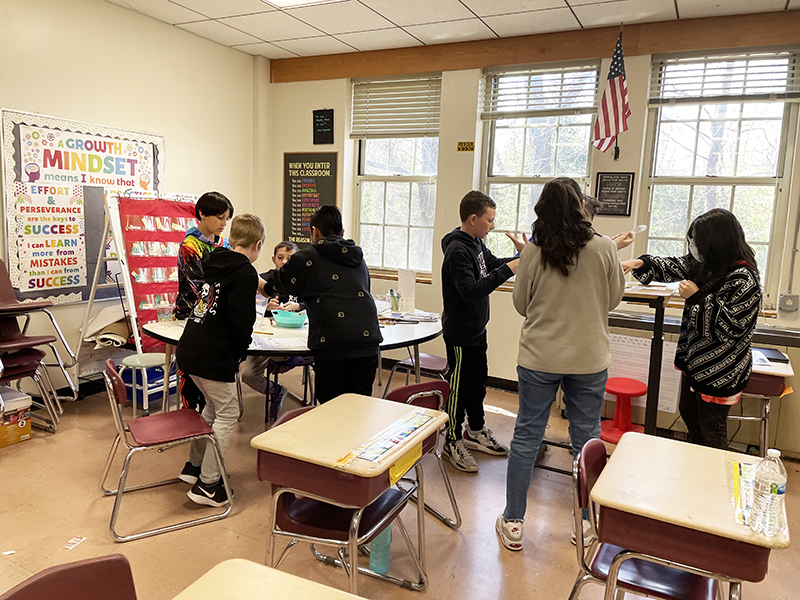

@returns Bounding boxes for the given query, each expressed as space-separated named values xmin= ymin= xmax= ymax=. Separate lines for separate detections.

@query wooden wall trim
xmin=270 ymin=11 xmax=800 ymax=83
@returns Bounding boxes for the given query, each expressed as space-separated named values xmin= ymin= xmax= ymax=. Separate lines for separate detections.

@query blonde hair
xmin=229 ymin=214 xmax=265 ymax=248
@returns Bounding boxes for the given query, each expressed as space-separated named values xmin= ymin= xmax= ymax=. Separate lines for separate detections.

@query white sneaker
xmin=442 ymin=439 xmax=479 ymax=473
xmin=463 ymin=427 xmax=509 ymax=456
xmin=571 ymin=518 xmax=596 ymax=546
xmin=496 ymin=514 xmax=523 ymax=551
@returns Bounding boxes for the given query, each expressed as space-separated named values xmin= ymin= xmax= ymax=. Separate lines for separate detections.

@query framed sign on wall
xmin=595 ymin=172 xmax=634 ymax=217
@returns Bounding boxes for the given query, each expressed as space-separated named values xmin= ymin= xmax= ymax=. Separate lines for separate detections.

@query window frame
xmin=635 ymin=50 xmax=800 ymax=308
xmin=480 ymin=61 xmax=601 ymax=258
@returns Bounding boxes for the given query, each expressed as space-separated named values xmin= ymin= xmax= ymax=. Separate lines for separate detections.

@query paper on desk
xmin=250 ymin=336 xmax=307 ymax=351
xmin=728 ymin=459 xmax=757 ymax=525
xmin=335 ymin=410 xmax=434 ymax=466
xmin=398 ymin=269 xmax=416 ymax=312
xmin=752 ymin=349 xmax=771 ymax=366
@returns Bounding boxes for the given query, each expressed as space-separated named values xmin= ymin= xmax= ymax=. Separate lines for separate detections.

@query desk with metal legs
xmin=250 ymin=394 xmax=448 ymax=595
xmin=591 ymin=432 xmax=790 ymax=600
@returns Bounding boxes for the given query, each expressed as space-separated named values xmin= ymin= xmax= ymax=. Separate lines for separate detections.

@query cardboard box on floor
xmin=0 ymin=387 xmax=32 ymax=448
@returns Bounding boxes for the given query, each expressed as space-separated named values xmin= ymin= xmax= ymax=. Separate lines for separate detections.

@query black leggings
xmin=678 ymin=376 xmax=732 ymax=449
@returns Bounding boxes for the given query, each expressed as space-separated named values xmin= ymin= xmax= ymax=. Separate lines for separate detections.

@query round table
xmin=142 ymin=317 xmax=443 ymax=408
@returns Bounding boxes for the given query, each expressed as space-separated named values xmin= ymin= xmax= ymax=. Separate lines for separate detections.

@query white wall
xmin=1 ymin=0 xmax=259 ymax=385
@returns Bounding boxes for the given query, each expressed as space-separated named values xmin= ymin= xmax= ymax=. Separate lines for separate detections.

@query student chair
xmin=568 ymin=438 xmax=720 ymax=600
xmin=600 ymin=377 xmax=647 ymax=444
xmin=99 ymin=359 xmax=232 ymax=542
xmin=0 ymin=554 xmax=138 ymax=600
xmin=265 ymin=356 xmax=315 ymax=424
xmin=263 ymin=406 xmax=428 ymax=596
xmin=0 ymin=348 xmax=61 ymax=432
xmin=382 ymin=352 xmax=448 ymax=398
xmin=385 ymin=380 xmax=461 ymax=529
xmin=0 ymin=259 xmax=80 ymax=402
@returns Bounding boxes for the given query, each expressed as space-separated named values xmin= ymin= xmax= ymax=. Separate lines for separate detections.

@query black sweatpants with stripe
xmin=444 ymin=333 xmax=488 ymax=443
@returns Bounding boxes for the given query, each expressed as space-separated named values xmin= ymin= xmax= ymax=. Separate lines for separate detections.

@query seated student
xmin=263 ymin=206 xmax=382 ymax=403
xmin=177 ymin=214 xmax=265 ymax=506
xmin=241 ymin=240 xmax=302 ymax=405
xmin=174 ymin=191 xmax=233 ymax=412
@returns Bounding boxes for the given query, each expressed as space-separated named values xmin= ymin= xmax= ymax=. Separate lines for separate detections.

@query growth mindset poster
xmin=1 ymin=110 xmax=164 ymax=302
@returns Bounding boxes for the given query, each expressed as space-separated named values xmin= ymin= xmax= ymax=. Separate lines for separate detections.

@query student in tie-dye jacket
xmin=174 ymin=191 xmax=233 ymax=411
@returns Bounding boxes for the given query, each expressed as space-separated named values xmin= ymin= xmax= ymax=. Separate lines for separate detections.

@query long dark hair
xmin=532 ymin=178 xmax=595 ymax=277
xmin=688 ymin=208 xmax=758 ymax=286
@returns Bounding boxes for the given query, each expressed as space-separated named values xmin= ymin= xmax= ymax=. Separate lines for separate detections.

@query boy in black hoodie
xmin=264 ymin=206 xmax=382 ymax=403
xmin=441 ymin=190 xmax=522 ymax=473
xmin=177 ymin=214 xmax=265 ymax=507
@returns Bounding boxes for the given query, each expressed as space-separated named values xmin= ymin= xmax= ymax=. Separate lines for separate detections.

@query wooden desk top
xmin=752 ymin=349 xmax=794 ymax=378
xmin=171 ymin=559 xmax=359 ymax=600
xmin=591 ymin=432 xmax=790 ymax=549
xmin=250 ymin=394 xmax=448 ymax=478
xmin=622 ymin=284 xmax=676 ymax=301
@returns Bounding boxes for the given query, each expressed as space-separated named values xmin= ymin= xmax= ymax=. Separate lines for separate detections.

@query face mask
xmin=687 ymin=236 xmax=702 ymax=262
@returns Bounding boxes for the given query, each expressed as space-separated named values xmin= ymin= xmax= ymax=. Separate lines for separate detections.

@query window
xmin=645 ymin=51 xmax=799 ymax=295
xmin=482 ymin=63 xmax=600 ymax=257
xmin=352 ymin=75 xmax=441 ymax=272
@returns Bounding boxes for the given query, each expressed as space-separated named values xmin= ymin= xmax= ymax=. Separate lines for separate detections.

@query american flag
xmin=593 ymin=32 xmax=631 ymax=152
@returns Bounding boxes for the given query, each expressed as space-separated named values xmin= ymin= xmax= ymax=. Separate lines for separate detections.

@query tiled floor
xmin=0 ymin=371 xmax=798 ymax=599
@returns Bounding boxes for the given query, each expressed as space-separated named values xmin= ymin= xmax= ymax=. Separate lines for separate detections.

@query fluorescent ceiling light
xmin=264 ymin=0 xmax=340 ymax=7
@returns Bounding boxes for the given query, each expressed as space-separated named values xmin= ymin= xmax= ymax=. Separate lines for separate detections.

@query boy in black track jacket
xmin=264 ymin=206 xmax=382 ymax=403
xmin=177 ymin=214 xmax=265 ymax=507
xmin=441 ymin=190 xmax=522 ymax=473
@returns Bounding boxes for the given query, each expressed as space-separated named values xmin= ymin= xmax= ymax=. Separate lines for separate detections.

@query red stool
xmin=601 ymin=377 xmax=647 ymax=444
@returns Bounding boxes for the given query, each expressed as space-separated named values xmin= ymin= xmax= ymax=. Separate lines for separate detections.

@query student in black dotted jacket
xmin=264 ymin=206 xmax=382 ymax=403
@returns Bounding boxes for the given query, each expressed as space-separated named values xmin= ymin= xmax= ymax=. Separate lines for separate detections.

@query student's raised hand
xmin=505 ymin=231 xmax=529 ymax=253
xmin=612 ymin=231 xmax=634 ymax=250
xmin=267 ymin=297 xmax=282 ymax=311
xmin=621 ymin=259 xmax=643 ymax=274
xmin=507 ymin=258 xmax=520 ymax=275
xmin=679 ymin=280 xmax=699 ymax=299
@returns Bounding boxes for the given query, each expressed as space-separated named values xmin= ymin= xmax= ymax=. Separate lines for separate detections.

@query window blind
xmin=350 ymin=75 xmax=441 ymax=139
xmin=649 ymin=51 xmax=800 ymax=106
xmin=482 ymin=63 xmax=600 ymax=120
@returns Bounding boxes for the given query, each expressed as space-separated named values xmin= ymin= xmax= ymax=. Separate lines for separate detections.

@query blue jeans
xmin=503 ymin=366 xmax=608 ymax=521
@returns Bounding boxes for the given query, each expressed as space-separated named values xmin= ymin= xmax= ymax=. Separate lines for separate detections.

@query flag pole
xmin=614 ymin=23 xmax=623 ymax=161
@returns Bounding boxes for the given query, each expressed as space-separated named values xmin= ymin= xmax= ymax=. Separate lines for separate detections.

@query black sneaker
xmin=179 ymin=462 xmax=201 ymax=485
xmin=187 ymin=478 xmax=232 ymax=507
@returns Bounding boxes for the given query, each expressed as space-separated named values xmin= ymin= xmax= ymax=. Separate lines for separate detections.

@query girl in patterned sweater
xmin=622 ymin=209 xmax=761 ymax=448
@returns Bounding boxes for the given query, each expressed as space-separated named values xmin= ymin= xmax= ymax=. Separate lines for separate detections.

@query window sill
xmin=368 ymin=268 xmax=432 ymax=285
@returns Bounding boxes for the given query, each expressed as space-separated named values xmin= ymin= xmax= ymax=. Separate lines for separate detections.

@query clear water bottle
xmin=369 ymin=524 xmax=392 ymax=574
xmin=750 ymin=448 xmax=787 ymax=537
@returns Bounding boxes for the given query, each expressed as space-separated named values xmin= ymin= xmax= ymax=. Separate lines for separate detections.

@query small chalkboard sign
xmin=313 ymin=109 xmax=334 ymax=145
xmin=595 ymin=172 xmax=634 ymax=216
xmin=283 ymin=152 xmax=337 ymax=248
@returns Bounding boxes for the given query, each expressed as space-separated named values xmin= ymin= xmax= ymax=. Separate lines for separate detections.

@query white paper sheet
xmin=398 ymin=268 xmax=416 ymax=313
xmin=607 ymin=333 xmax=680 ymax=413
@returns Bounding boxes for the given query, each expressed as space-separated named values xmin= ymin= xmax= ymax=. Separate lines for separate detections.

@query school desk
xmin=591 ymin=432 xmax=790 ymax=600
xmin=249 ymin=393 xmax=448 ymax=594
xmin=171 ymin=558 xmax=360 ymax=600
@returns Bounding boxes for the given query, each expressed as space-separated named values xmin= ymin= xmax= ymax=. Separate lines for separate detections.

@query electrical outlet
xmin=779 ymin=294 xmax=799 ymax=312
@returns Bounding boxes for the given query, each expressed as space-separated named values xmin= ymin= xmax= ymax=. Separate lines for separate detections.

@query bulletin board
xmin=283 ymin=152 xmax=337 ymax=248
xmin=0 ymin=109 xmax=165 ymax=304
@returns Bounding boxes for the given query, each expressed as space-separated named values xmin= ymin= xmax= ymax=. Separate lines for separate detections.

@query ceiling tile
xmin=177 ymin=19 xmax=262 ymax=45
xmin=460 ymin=0 xmax=565 ymax=18
xmin=571 ymin=0 xmax=676 ymax=28
xmin=221 ymin=11 xmax=322 ymax=41
xmin=172 ymin=0 xmax=277 ymax=19
xmin=231 ymin=42 xmax=300 ymax=58
xmin=105 ymin=0 xmax=207 ymax=24
xmin=358 ymin=0 xmax=475 ymax=26
xmin=336 ymin=27 xmax=423 ymax=51
xmin=483 ymin=7 xmax=580 ymax=37
xmin=404 ymin=18 xmax=497 ymax=45
xmin=286 ymin=1 xmax=395 ymax=34
xmin=676 ymin=0 xmax=786 ymax=19
xmin=274 ymin=35 xmax=358 ymax=56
